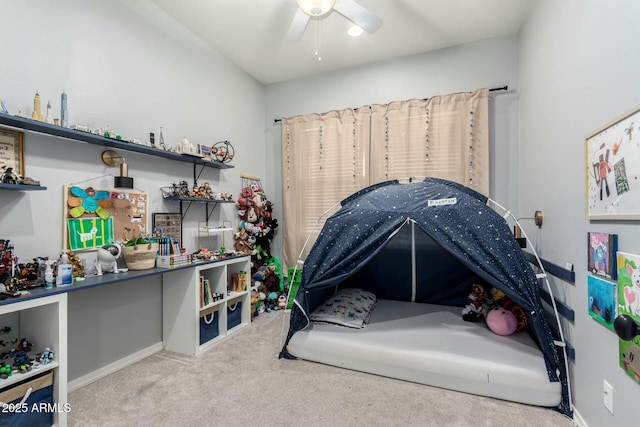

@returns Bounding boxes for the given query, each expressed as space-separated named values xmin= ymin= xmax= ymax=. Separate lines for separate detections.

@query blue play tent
xmin=280 ymin=178 xmax=571 ymax=417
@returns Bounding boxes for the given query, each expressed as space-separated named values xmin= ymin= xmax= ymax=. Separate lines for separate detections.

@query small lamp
xmin=513 ymin=210 xmax=543 ymax=248
xmin=101 ymin=149 xmax=134 ymax=189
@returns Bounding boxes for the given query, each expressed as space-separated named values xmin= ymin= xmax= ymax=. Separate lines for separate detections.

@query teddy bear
xmin=278 ymin=294 xmax=287 ymax=310
xmin=462 ymin=283 xmax=488 ymax=322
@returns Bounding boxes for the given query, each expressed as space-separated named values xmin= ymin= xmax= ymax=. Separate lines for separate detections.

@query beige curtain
xmin=370 ymin=89 xmax=489 ymax=193
xmin=281 ymin=108 xmax=370 ymax=270
xmin=281 ymin=89 xmax=489 ymax=270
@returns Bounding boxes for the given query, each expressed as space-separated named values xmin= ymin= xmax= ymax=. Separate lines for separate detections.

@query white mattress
xmin=288 ymin=299 xmax=562 ymax=407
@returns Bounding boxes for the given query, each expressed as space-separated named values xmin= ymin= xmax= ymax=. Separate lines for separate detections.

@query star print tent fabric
xmin=280 ymin=178 xmax=571 ymax=417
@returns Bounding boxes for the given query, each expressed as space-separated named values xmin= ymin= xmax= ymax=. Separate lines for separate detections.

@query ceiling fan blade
xmin=334 ymin=0 xmax=382 ymax=33
xmin=287 ymin=8 xmax=310 ymax=41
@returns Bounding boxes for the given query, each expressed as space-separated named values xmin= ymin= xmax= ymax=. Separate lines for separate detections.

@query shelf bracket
xmin=206 ymin=202 xmax=220 ymax=224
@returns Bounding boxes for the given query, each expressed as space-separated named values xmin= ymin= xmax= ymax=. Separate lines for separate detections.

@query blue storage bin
xmin=0 ymin=371 xmax=54 ymax=427
xmin=199 ymin=310 xmax=219 ymax=345
xmin=227 ymin=301 xmax=242 ymax=329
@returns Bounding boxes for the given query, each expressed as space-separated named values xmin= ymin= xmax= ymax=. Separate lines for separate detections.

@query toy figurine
xmin=0 ymin=363 xmax=11 ymax=379
xmin=17 ymin=337 xmax=33 ymax=353
xmin=95 ymin=244 xmax=123 ymax=275
xmin=1 ymin=165 xmax=22 ymax=184
xmin=38 ymin=348 xmax=54 ymax=365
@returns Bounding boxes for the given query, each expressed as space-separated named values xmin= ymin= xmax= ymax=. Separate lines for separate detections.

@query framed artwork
xmin=0 ymin=128 xmax=25 ymax=177
xmin=152 ymin=212 xmax=182 ymax=248
xmin=587 ymin=232 xmax=618 ymax=279
xmin=586 ymin=105 xmax=640 ymax=219
xmin=67 ymin=217 xmax=114 ymax=251
xmin=198 ymin=144 xmax=212 ymax=161
xmin=587 ymin=274 xmax=616 ymax=330
xmin=617 ymin=251 xmax=640 ymax=384
xmin=63 ymin=185 xmax=149 ymax=250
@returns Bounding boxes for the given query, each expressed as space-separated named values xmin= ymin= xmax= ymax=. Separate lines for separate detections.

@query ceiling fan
xmin=287 ymin=0 xmax=383 ymax=40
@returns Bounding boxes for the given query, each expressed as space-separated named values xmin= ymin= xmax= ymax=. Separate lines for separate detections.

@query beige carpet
xmin=68 ymin=310 xmax=574 ymax=426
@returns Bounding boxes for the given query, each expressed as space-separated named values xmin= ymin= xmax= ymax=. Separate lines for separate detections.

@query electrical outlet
xmin=603 ymin=380 xmax=614 ymax=414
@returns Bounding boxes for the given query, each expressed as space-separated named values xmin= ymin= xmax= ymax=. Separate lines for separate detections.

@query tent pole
xmin=411 ymin=220 xmax=417 ymax=302
xmin=488 ymin=199 xmax=573 ymax=413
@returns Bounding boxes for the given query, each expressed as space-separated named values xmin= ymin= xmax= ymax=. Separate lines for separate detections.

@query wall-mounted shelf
xmin=0 ymin=183 xmax=47 ymax=191
xmin=0 ymin=114 xmax=233 ymax=170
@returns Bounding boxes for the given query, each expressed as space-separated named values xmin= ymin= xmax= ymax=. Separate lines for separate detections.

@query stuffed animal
xmin=265 ymin=291 xmax=279 ymax=312
xmin=462 ymin=283 xmax=488 ymax=322
xmin=278 ymin=294 xmax=287 ymax=310
xmin=488 ymin=286 xmax=527 ymax=332
xmin=263 ymin=268 xmax=280 ymax=294
xmin=486 ymin=306 xmax=518 ymax=335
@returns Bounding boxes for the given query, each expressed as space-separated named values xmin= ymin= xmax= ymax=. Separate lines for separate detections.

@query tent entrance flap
xmin=341 ymin=221 xmax=478 ymax=306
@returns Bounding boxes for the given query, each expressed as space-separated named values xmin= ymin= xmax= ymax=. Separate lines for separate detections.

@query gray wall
xmin=519 ymin=0 xmax=640 ymax=425
xmin=0 ymin=0 xmax=265 ymax=380
xmin=2 ymin=0 xmax=638 ymax=424
xmin=265 ymin=35 xmax=522 ymax=263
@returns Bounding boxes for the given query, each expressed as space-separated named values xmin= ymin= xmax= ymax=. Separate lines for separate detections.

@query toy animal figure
xmin=95 ymin=244 xmax=122 ymax=275
xmin=1 ymin=166 xmax=21 ymax=184
xmin=622 ymin=264 xmax=640 ymax=316
xmin=462 ymin=283 xmax=487 ymax=322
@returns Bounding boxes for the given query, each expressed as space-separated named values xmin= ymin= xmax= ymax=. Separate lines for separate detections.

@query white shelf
xmin=0 ymin=361 xmax=59 ymax=389
xmin=199 ymin=298 xmax=225 ymax=313
xmin=162 ymin=256 xmax=251 ymax=356
xmin=0 ymin=293 xmax=67 ymax=426
xmin=198 ymin=227 xmax=233 ymax=233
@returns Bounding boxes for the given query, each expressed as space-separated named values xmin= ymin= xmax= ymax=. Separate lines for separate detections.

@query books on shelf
xmin=200 ymin=276 xmax=213 ymax=308
xmin=156 ymin=254 xmax=193 ymax=269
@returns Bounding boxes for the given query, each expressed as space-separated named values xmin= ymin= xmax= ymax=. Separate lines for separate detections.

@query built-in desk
xmin=0 ymin=255 xmax=251 ymax=427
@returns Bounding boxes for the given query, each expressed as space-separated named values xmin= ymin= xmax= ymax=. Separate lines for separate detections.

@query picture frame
xmin=63 ymin=185 xmax=149 ymax=251
xmin=616 ymin=251 xmax=640 ymax=384
xmin=587 ymin=232 xmax=618 ymax=280
xmin=587 ymin=274 xmax=616 ymax=330
xmin=198 ymin=144 xmax=212 ymax=161
xmin=0 ymin=128 xmax=25 ymax=177
xmin=152 ymin=212 xmax=182 ymax=248
xmin=585 ymin=105 xmax=640 ymax=219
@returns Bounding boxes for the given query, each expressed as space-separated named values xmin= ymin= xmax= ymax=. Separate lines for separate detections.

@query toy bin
xmin=286 ymin=267 xmax=302 ymax=309
xmin=0 ymin=371 xmax=54 ymax=427
xmin=199 ymin=310 xmax=219 ymax=345
xmin=227 ymin=301 xmax=242 ymax=329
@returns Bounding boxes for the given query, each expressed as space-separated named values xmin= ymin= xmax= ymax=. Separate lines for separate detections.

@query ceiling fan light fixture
xmin=347 ymin=25 xmax=363 ymax=37
xmin=296 ymin=0 xmax=336 ymax=17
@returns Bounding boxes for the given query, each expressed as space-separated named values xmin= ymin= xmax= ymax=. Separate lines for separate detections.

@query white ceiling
xmin=146 ymin=0 xmax=534 ymax=85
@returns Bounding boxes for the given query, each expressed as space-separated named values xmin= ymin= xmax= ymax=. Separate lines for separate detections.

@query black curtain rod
xmin=273 ymin=85 xmax=508 ymax=123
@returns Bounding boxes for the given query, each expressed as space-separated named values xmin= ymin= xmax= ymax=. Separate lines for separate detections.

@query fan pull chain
xmin=315 ymin=17 xmax=322 ymax=62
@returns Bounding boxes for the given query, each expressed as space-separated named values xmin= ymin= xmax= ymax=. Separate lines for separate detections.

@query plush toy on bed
xmin=486 ymin=306 xmax=518 ymax=335
xmin=487 ymin=286 xmax=528 ymax=332
xmin=462 ymin=283 xmax=488 ymax=322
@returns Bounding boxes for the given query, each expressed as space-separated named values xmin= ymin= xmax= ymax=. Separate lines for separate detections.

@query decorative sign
xmin=0 ymin=128 xmax=24 ymax=176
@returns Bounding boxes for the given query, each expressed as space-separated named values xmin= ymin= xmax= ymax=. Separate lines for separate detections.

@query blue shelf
xmin=0 ymin=114 xmax=233 ymax=170
xmin=0 ymin=183 xmax=47 ymax=191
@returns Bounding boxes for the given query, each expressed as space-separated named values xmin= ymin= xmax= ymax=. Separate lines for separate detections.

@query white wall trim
xmin=68 ymin=342 xmax=163 ymax=392
xmin=572 ymin=407 xmax=587 ymax=427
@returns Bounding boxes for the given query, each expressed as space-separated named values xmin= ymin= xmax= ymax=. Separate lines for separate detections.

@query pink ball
xmin=486 ymin=307 xmax=517 ymax=336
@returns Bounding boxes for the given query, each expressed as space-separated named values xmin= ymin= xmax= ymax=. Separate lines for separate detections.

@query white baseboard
xmin=68 ymin=342 xmax=163 ymax=392
xmin=572 ymin=407 xmax=587 ymax=427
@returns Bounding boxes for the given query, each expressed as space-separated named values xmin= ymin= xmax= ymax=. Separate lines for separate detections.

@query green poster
xmin=68 ymin=217 xmax=114 ymax=250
